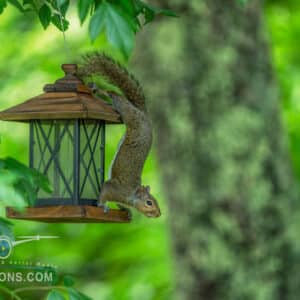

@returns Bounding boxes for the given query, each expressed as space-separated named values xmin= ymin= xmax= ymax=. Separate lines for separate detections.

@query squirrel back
xmin=78 ymin=53 xmax=161 ymax=218
xmin=108 ymin=93 xmax=152 ymax=190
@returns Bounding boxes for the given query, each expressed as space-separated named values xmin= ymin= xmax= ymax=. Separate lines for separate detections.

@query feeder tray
xmin=6 ymin=206 xmax=131 ymax=223
xmin=0 ymin=64 xmax=131 ymax=223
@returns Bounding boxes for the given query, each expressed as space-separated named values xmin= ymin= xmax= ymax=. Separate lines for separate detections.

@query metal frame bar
xmin=34 ymin=121 xmax=54 ymax=171
xmin=31 ymin=119 xmax=106 ymax=208
xmin=61 ymin=174 xmax=74 ymax=198
xmin=61 ymin=124 xmax=74 ymax=198
xmin=80 ymin=121 xmax=99 ymax=187
xmin=83 ymin=122 xmax=101 ymax=185
xmin=100 ymin=121 xmax=105 ymax=187
xmin=37 ymin=120 xmax=73 ymax=197
xmin=80 ymin=122 xmax=98 ymax=159
xmin=73 ymin=120 xmax=80 ymax=205
xmin=29 ymin=121 xmax=34 ymax=168
xmin=79 ymin=121 xmax=101 ymax=197
xmin=53 ymin=122 xmax=60 ymax=196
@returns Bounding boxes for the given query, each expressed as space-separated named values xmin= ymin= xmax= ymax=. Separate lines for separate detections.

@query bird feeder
xmin=0 ymin=64 xmax=131 ymax=223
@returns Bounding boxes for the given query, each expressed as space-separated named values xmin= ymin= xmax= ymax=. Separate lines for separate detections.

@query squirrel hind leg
xmin=110 ymin=94 xmax=140 ymax=125
xmin=98 ymin=182 xmax=112 ymax=213
xmin=109 ymin=93 xmax=126 ymax=112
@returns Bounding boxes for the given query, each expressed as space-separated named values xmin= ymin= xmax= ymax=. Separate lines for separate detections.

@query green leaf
xmin=104 ymin=4 xmax=135 ymax=57
xmin=156 ymin=8 xmax=178 ymax=18
xmin=0 ymin=0 xmax=7 ymax=14
xmin=133 ymin=0 xmax=143 ymax=15
xmin=89 ymin=3 xmax=106 ymax=41
xmin=78 ymin=0 xmax=93 ymax=24
xmin=1 ymin=158 xmax=51 ymax=193
xmin=16 ymin=179 xmax=36 ymax=206
xmin=237 ymin=0 xmax=249 ymax=5
xmin=7 ymin=0 xmax=24 ymax=12
xmin=67 ymin=288 xmax=92 ymax=300
xmin=39 ymin=4 xmax=52 ymax=29
xmin=2 ymin=157 xmax=32 ymax=177
xmin=33 ymin=172 xmax=52 ymax=194
xmin=0 ymin=217 xmax=14 ymax=239
xmin=56 ymin=0 xmax=67 ymax=8
xmin=47 ymin=290 xmax=66 ymax=300
xmin=22 ymin=0 xmax=35 ymax=11
xmin=143 ymin=5 xmax=155 ymax=24
xmin=59 ymin=0 xmax=69 ymax=17
xmin=63 ymin=275 xmax=75 ymax=287
xmin=51 ymin=14 xmax=69 ymax=31
xmin=0 ymin=157 xmax=52 ymax=206
xmin=135 ymin=1 xmax=178 ymax=24
xmin=0 ymin=170 xmax=27 ymax=210
xmin=0 ymin=217 xmax=13 ymax=227
xmin=51 ymin=0 xmax=69 ymax=16
xmin=118 ymin=0 xmax=135 ymax=16
xmin=89 ymin=2 xmax=135 ymax=57
xmin=114 ymin=0 xmax=138 ymax=32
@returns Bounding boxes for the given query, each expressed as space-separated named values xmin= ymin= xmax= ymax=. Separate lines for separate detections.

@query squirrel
xmin=78 ymin=53 xmax=161 ymax=218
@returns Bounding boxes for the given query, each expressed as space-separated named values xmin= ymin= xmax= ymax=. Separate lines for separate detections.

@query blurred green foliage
xmin=266 ymin=0 xmax=300 ymax=251
xmin=266 ymin=0 xmax=300 ymax=180
xmin=0 ymin=4 xmax=173 ymax=300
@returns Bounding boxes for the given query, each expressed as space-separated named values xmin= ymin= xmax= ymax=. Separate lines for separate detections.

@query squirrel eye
xmin=146 ymin=200 xmax=153 ymax=206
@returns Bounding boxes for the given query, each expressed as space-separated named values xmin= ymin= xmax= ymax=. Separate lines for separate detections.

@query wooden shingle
xmin=0 ymin=64 xmax=121 ymax=124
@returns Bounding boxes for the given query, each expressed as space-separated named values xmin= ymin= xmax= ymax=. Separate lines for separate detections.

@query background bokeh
xmin=0 ymin=0 xmax=300 ymax=299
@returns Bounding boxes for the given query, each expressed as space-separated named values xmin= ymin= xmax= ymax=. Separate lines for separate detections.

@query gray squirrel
xmin=79 ymin=53 xmax=161 ymax=218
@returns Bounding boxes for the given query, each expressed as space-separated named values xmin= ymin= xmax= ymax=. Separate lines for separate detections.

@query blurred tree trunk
xmin=135 ymin=0 xmax=299 ymax=299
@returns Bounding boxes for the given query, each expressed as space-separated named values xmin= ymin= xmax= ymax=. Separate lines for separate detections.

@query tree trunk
xmin=134 ymin=0 xmax=299 ymax=299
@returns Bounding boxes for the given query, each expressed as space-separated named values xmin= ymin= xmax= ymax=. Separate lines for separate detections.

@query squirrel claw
xmin=103 ymin=206 xmax=110 ymax=214
xmin=98 ymin=202 xmax=110 ymax=214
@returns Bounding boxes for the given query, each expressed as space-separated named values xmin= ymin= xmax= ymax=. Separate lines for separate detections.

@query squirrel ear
xmin=135 ymin=186 xmax=143 ymax=196
xmin=145 ymin=186 xmax=150 ymax=193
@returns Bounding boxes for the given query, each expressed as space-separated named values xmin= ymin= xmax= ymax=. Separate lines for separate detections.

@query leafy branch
xmin=12 ymin=276 xmax=91 ymax=299
xmin=0 ymin=276 xmax=91 ymax=299
xmin=0 ymin=0 xmax=177 ymax=58
xmin=0 ymin=157 xmax=52 ymax=211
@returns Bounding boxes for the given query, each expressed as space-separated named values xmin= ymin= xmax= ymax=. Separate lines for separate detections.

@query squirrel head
xmin=133 ymin=186 xmax=161 ymax=218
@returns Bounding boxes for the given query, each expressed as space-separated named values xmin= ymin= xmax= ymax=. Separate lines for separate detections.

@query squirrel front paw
xmin=97 ymin=202 xmax=110 ymax=214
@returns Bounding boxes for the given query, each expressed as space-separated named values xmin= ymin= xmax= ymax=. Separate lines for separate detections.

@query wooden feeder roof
xmin=0 ymin=64 xmax=121 ymax=123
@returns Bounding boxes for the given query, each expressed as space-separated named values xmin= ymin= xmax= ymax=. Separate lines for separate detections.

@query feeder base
xmin=6 ymin=205 xmax=131 ymax=223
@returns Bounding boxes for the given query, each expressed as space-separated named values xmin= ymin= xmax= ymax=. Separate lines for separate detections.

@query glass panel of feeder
xmin=32 ymin=120 xmax=74 ymax=204
xmin=79 ymin=120 xmax=102 ymax=201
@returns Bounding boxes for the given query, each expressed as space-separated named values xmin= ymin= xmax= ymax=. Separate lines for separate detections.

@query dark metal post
xmin=53 ymin=121 xmax=60 ymax=197
xmin=100 ymin=121 xmax=106 ymax=188
xmin=73 ymin=119 xmax=80 ymax=205
xmin=29 ymin=121 xmax=34 ymax=168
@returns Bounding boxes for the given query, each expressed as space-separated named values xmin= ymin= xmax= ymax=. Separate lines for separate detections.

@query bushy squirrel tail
xmin=79 ymin=52 xmax=146 ymax=111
